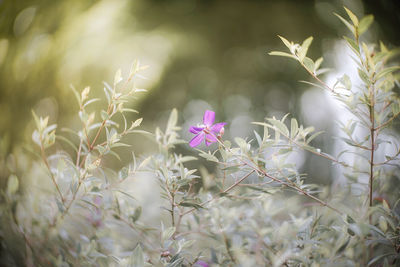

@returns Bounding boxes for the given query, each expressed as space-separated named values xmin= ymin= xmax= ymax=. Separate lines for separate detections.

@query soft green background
xmin=1 ymin=0 xmax=399 ymax=185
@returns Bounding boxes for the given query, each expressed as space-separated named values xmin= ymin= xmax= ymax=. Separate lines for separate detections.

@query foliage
xmin=1 ymin=7 xmax=400 ymax=267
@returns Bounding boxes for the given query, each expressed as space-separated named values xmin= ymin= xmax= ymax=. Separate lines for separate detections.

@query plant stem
xmin=215 ymin=137 xmax=343 ymax=215
xmin=181 ymin=170 xmax=255 ymax=217
xmin=299 ymin=61 xmax=334 ymax=93
xmin=171 ymin=193 xmax=175 ymax=227
xmin=369 ymin=84 xmax=376 ymax=211
xmin=277 ymin=130 xmax=350 ymax=168
xmin=40 ymin=140 xmax=64 ymax=205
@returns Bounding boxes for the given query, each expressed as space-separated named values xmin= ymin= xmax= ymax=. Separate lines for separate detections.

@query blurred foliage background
xmin=1 ymin=0 xmax=400 ymax=187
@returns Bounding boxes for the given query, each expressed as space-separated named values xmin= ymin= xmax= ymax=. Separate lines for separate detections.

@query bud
xmin=81 ymin=86 xmax=90 ymax=102
xmin=217 ymin=126 xmax=225 ymax=139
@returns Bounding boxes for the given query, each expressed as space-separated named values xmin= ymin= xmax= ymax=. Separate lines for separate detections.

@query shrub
xmin=1 ymin=7 xmax=399 ymax=267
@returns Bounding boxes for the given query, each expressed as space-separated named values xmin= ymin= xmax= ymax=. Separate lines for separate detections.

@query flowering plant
xmin=189 ymin=110 xmax=226 ymax=147
xmin=1 ymin=7 xmax=399 ymax=267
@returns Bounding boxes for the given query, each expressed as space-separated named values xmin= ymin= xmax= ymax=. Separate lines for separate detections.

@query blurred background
xmin=1 ymin=0 xmax=400 ymax=187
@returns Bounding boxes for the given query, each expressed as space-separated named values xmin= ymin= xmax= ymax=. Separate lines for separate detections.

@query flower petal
xmin=205 ymin=133 xmax=217 ymax=146
xmin=194 ymin=261 xmax=209 ymax=267
xmin=189 ymin=126 xmax=204 ymax=134
xmin=189 ymin=132 xmax=205 ymax=147
xmin=210 ymin=122 xmax=226 ymax=134
xmin=203 ymin=110 xmax=215 ymax=126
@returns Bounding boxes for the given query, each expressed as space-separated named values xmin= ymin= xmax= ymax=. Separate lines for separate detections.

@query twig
xmin=181 ymin=170 xmax=255 ymax=217
xmin=214 ymin=136 xmax=343 ymax=215
xmin=40 ymin=139 xmax=65 ymax=205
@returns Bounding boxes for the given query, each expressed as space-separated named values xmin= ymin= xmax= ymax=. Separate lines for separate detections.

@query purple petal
xmin=194 ymin=261 xmax=209 ymax=267
xmin=189 ymin=132 xmax=205 ymax=147
xmin=203 ymin=110 xmax=215 ymax=126
xmin=211 ymin=122 xmax=226 ymax=134
xmin=205 ymin=133 xmax=217 ymax=146
xmin=189 ymin=126 xmax=204 ymax=134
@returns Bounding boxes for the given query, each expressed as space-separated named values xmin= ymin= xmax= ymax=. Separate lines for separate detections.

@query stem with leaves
xmin=222 ymin=137 xmax=343 ymax=214
xmin=40 ymin=138 xmax=65 ymax=205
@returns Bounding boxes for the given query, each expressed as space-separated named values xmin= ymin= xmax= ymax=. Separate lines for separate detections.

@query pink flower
xmin=194 ymin=260 xmax=209 ymax=267
xmin=189 ymin=110 xmax=226 ymax=147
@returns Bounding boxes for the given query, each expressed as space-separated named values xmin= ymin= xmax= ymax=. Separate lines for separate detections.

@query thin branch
xmin=374 ymin=111 xmax=400 ymax=131
xmin=181 ymin=170 xmax=255 ymax=217
xmin=40 ymin=139 xmax=65 ymax=205
xmin=274 ymin=126 xmax=350 ymax=168
xmin=215 ymin=136 xmax=343 ymax=215
xmin=76 ymin=138 xmax=82 ymax=168
xmin=299 ymin=61 xmax=335 ymax=93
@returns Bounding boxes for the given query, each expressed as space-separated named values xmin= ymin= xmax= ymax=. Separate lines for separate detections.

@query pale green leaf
xmin=162 ymin=226 xmax=176 ymax=241
xmin=375 ymin=66 xmax=400 ymax=80
xmin=344 ymin=6 xmax=359 ymax=26
xmin=298 ymin=36 xmax=313 ymax=61
xmin=269 ymin=51 xmax=297 ymax=60
xmin=290 ymin=118 xmax=298 ymax=139
xmin=129 ymin=245 xmax=144 ymax=267
xmin=334 ymin=13 xmax=355 ymax=35
xmin=358 ymin=15 xmax=374 ymax=35
xmin=6 ymin=174 xmax=19 ymax=195
xmin=114 ymin=68 xmax=122 ymax=86
xmin=267 ymin=118 xmax=289 ymax=136
xmin=278 ymin=35 xmax=291 ymax=49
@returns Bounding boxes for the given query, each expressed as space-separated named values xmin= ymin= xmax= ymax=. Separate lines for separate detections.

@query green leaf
xmin=298 ymin=36 xmax=313 ymax=61
xmin=375 ymin=66 xmax=400 ymax=80
xmin=382 ymin=199 xmax=390 ymax=212
xmin=336 ymin=238 xmax=350 ymax=254
xmin=378 ymin=216 xmax=388 ymax=232
xmin=131 ymin=206 xmax=142 ymax=223
xmin=199 ymin=152 xmax=219 ymax=163
xmin=177 ymin=156 xmax=197 ymax=163
xmin=306 ymin=131 xmax=324 ymax=144
xmin=339 ymin=74 xmax=352 ymax=90
xmin=346 ymin=215 xmax=356 ymax=224
xmin=129 ymin=245 xmax=144 ymax=267
xmin=254 ymin=130 xmax=263 ymax=147
xmin=334 ymin=13 xmax=355 ymax=35
xmin=343 ymin=36 xmax=360 ymax=55
xmin=130 ymin=118 xmax=143 ymax=129
xmin=70 ymin=84 xmax=81 ymax=105
xmin=101 ymin=110 xmax=109 ymax=121
xmin=314 ymin=57 xmax=323 ymax=72
xmin=118 ymin=167 xmax=129 ymax=180
xmin=179 ymin=201 xmax=204 ymax=209
xmin=129 ymin=60 xmax=139 ymax=78
xmin=267 ymin=118 xmax=289 ymax=136
xmin=268 ymin=51 xmax=297 ymax=60
xmin=81 ymin=86 xmax=90 ymax=102
xmin=358 ymin=68 xmax=369 ymax=84
xmin=114 ymin=68 xmax=122 ymax=86
xmin=138 ymin=156 xmax=152 ymax=170
xmin=114 ymin=189 xmax=136 ymax=201
xmin=31 ymin=110 xmax=41 ymax=130
xmin=299 ymin=80 xmax=326 ymax=90
xmin=6 ymin=174 xmax=19 ymax=195
xmin=344 ymin=7 xmax=359 ymax=26
xmin=56 ymin=136 xmax=78 ymax=153
xmin=359 ymin=15 xmax=374 ymax=35
xmin=290 ymin=118 xmax=298 ymax=139
xmin=303 ymin=57 xmax=315 ymax=72
xmin=166 ymin=108 xmax=178 ymax=133
xmin=162 ymin=226 xmax=176 ymax=241
xmin=278 ymin=35 xmax=291 ymax=49
xmin=83 ymin=98 xmax=101 ymax=108
xmin=166 ymin=257 xmax=184 ymax=267
xmin=368 ymin=253 xmax=396 ymax=266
